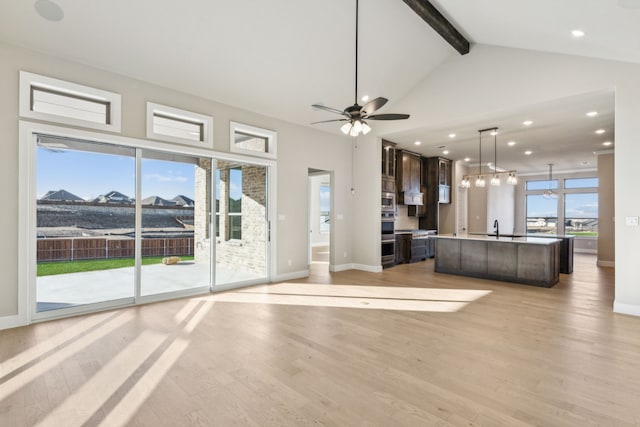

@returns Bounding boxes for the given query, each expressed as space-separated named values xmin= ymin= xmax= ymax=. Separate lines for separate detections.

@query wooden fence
xmin=37 ymin=237 xmax=194 ymax=262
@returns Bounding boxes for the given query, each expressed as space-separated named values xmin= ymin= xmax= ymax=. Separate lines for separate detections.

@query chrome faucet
xmin=493 ymin=219 xmax=499 ymax=239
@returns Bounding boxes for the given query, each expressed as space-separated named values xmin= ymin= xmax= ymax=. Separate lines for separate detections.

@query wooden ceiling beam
xmin=402 ymin=0 xmax=470 ymax=55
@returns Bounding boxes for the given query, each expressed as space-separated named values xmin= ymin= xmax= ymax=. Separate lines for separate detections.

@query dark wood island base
xmin=433 ymin=235 xmax=561 ymax=287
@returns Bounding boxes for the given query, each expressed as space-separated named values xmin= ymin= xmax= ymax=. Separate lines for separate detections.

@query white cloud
xmin=144 ymin=173 xmax=188 ymax=183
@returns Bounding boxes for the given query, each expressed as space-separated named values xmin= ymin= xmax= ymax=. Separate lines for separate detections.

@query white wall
xmin=598 ymin=153 xmax=615 ymax=266
xmin=486 ymin=184 xmax=515 ymax=235
xmin=390 ymin=44 xmax=640 ymax=315
xmin=0 ymin=42 xmax=361 ymax=323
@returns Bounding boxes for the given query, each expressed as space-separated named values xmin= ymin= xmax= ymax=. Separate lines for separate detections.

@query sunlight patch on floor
xmin=0 ymin=311 xmax=134 ymax=402
xmin=0 ymin=299 xmax=214 ymax=427
xmin=205 ymin=283 xmax=491 ymax=313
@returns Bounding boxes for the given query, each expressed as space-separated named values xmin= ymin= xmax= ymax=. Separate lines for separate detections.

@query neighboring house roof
xmin=171 ymin=195 xmax=194 ymax=207
xmin=141 ymin=195 xmax=173 ymax=206
xmin=40 ymin=189 xmax=84 ymax=202
xmin=92 ymin=190 xmax=133 ymax=204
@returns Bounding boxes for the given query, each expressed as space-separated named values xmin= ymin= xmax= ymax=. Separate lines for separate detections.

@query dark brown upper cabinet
xmin=381 ymin=140 xmax=397 ymax=194
xmin=396 ymin=150 xmax=423 ymax=205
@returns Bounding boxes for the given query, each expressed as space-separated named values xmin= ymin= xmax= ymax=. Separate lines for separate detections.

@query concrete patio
xmin=37 ymin=261 xmax=263 ymax=312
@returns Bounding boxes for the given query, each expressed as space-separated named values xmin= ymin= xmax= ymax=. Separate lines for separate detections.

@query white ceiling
xmin=1 ymin=0 xmax=632 ymax=174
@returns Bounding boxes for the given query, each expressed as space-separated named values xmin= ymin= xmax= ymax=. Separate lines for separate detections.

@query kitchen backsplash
xmin=395 ymin=205 xmax=419 ymax=230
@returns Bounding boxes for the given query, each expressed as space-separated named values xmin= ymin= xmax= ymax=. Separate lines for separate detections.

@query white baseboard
xmin=597 ymin=260 xmax=615 ymax=267
xmin=0 ymin=314 xmax=28 ymax=331
xmin=330 ymin=263 xmax=352 ymax=272
xmin=329 ymin=263 xmax=383 ymax=273
xmin=273 ymin=270 xmax=309 ymax=282
xmin=613 ymin=301 xmax=640 ymax=317
xmin=352 ymin=263 xmax=383 ymax=273
xmin=575 ymin=248 xmax=597 ymax=254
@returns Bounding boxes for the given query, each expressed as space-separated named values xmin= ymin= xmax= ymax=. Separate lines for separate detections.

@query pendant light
xmin=475 ymin=130 xmax=485 ymax=187
xmin=490 ymin=129 xmax=500 ymax=186
xmin=460 ymin=127 xmax=518 ymax=189
xmin=543 ymin=164 xmax=557 ymax=199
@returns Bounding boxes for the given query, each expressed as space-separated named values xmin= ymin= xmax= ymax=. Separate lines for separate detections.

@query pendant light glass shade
xmin=475 ymin=176 xmax=486 ymax=187
xmin=491 ymin=174 xmax=501 ymax=186
xmin=340 ymin=122 xmax=351 ymax=134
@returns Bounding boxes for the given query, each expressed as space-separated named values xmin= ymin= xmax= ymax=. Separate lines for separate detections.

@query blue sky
xmin=37 ymin=147 xmax=196 ymax=200
xmin=527 ymin=193 xmax=598 ymax=218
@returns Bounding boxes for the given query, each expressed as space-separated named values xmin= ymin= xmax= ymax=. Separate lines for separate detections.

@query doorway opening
xmin=308 ymin=169 xmax=332 ymax=269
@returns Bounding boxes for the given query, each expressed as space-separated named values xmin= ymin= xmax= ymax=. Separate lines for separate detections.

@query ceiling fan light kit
xmin=311 ymin=0 xmax=410 ymax=136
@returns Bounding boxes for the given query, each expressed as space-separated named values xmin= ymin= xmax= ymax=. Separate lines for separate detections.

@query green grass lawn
xmin=568 ymin=232 xmax=598 ymax=237
xmin=37 ymin=255 xmax=195 ymax=277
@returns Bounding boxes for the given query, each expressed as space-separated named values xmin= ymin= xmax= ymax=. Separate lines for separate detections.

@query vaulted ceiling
xmin=1 ymin=0 xmax=634 ymax=173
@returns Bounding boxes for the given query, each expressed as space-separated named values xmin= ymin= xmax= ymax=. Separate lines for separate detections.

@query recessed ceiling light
xmin=34 ymin=0 xmax=64 ymax=21
xmin=490 ymin=131 xmax=498 ymax=136
xmin=523 ymin=120 xmax=533 ymax=126
xmin=571 ymin=29 xmax=585 ymax=38
xmin=586 ymin=111 xmax=598 ymax=117
xmin=603 ymin=141 xmax=613 ymax=146
xmin=595 ymin=129 xmax=606 ymax=134
xmin=464 ymin=157 xmax=471 ymax=162
xmin=507 ymin=141 xmax=516 ymax=146
xmin=361 ymin=95 xmax=369 ymax=102
xmin=414 ymin=141 xmax=421 ymax=146
xmin=443 ymin=150 xmax=450 ymax=155
xmin=524 ymin=150 xmax=532 ymax=155
xmin=448 ymin=133 xmax=456 ymax=138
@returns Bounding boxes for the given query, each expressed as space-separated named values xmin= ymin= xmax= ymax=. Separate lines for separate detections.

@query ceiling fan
xmin=311 ymin=0 xmax=410 ymax=137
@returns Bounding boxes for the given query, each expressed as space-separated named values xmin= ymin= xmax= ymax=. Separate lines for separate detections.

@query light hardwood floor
xmin=1 ymin=254 xmax=638 ymax=426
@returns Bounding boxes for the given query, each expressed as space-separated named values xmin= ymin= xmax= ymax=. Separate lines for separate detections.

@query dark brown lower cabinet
xmin=395 ymin=234 xmax=434 ymax=264
xmin=395 ymin=234 xmax=410 ymax=264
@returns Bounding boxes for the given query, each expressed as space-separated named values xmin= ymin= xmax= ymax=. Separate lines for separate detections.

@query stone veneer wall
xmin=194 ymin=160 xmax=267 ymax=276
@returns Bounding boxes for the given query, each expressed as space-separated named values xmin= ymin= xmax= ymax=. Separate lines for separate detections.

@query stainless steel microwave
xmin=381 ymin=192 xmax=395 ymax=213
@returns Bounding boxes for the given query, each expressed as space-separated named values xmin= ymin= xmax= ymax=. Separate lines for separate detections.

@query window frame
xmin=227 ymin=166 xmax=242 ymax=240
xmin=146 ymin=102 xmax=213 ymax=148
xmin=19 ymin=71 xmax=122 ymax=133
xmin=524 ymin=174 xmax=598 ymax=237
xmin=230 ymin=121 xmax=277 ymax=159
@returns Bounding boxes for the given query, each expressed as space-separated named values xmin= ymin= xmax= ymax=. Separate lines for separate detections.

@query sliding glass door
xmin=214 ymin=160 xmax=269 ymax=287
xmin=140 ymin=150 xmax=212 ymax=297
xmin=36 ymin=137 xmax=136 ymax=313
xmin=33 ymin=132 xmax=271 ymax=319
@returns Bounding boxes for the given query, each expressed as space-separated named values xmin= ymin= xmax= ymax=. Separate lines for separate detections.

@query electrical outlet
xmin=287 ymin=259 xmax=292 ymax=266
xmin=625 ymin=216 xmax=639 ymax=226
xmin=343 ymin=251 xmax=347 ymax=258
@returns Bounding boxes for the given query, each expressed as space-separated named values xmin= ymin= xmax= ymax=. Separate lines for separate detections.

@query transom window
xmin=230 ymin=121 xmax=277 ymax=159
xmin=19 ymin=71 xmax=121 ymax=132
xmin=146 ymin=102 xmax=213 ymax=148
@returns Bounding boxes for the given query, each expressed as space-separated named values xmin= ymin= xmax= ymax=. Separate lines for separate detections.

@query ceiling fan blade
xmin=311 ymin=104 xmax=347 ymax=116
xmin=311 ymin=118 xmax=349 ymax=124
xmin=367 ymin=113 xmax=410 ymax=120
xmin=360 ymin=97 xmax=388 ymax=115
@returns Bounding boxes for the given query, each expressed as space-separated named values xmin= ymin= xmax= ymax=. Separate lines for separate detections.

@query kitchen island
xmin=470 ymin=232 xmax=573 ymax=274
xmin=433 ymin=234 xmax=561 ymax=287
